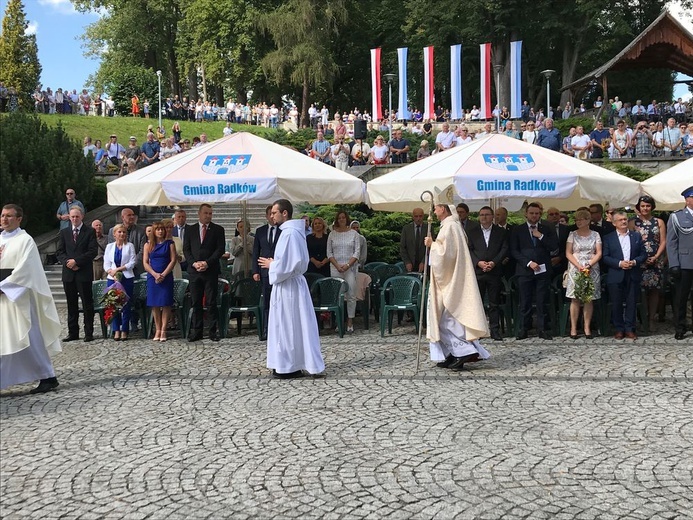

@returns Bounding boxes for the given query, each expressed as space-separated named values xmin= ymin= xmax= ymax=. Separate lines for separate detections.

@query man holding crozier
xmin=424 ymin=202 xmax=490 ymax=370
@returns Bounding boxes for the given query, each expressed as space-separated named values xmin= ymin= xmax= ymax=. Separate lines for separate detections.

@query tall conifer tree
xmin=0 ymin=0 xmax=41 ymax=108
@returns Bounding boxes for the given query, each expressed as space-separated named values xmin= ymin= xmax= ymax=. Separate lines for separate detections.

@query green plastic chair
xmin=311 ymin=277 xmax=348 ymax=338
xmin=379 ymin=275 xmax=422 ymax=337
xmin=132 ymin=279 xmax=149 ymax=338
xmin=92 ymin=280 xmax=109 ymax=338
xmin=303 ymin=272 xmax=325 ymax=290
xmin=185 ymin=278 xmax=230 ymax=339
xmin=364 ymin=261 xmax=388 ymax=271
xmin=225 ymin=277 xmax=263 ymax=339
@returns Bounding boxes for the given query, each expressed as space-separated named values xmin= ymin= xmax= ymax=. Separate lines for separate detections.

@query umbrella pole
xmin=415 ymin=190 xmax=435 ymax=374
xmin=241 ymin=200 xmax=249 ymax=277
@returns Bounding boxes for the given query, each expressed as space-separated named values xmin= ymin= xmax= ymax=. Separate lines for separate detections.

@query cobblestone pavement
xmin=1 ymin=309 xmax=692 ymax=520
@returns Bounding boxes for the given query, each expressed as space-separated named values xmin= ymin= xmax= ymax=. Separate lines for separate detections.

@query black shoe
xmin=62 ymin=335 xmax=78 ymax=342
xmin=585 ymin=334 xmax=594 ymax=340
xmin=83 ymin=335 xmax=94 ymax=342
xmin=30 ymin=378 xmax=59 ymax=394
xmin=209 ymin=334 xmax=221 ymax=342
xmin=538 ymin=331 xmax=553 ymax=340
xmin=491 ymin=332 xmax=503 ymax=341
xmin=436 ymin=355 xmax=456 ymax=368
xmin=259 ymin=334 xmax=267 ymax=341
xmin=570 ymin=334 xmax=579 ymax=340
xmin=272 ymin=370 xmax=304 ymax=379
xmin=516 ymin=330 xmax=528 ymax=340
xmin=675 ymin=332 xmax=686 ymax=340
xmin=188 ymin=333 xmax=202 ymax=342
xmin=450 ymin=353 xmax=480 ymax=370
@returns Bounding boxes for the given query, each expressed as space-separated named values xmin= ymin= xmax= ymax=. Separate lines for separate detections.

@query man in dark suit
xmin=456 ymin=203 xmax=480 ymax=233
xmin=171 ymin=208 xmax=190 ymax=271
xmin=602 ymin=210 xmax=648 ymax=340
xmin=399 ymin=207 xmax=427 ymax=273
xmin=183 ymin=203 xmax=226 ymax=342
xmin=56 ymin=206 xmax=98 ymax=342
xmin=589 ymin=203 xmax=616 ymax=237
xmin=546 ymin=206 xmax=570 ymax=279
xmin=467 ymin=206 xmax=508 ymax=341
xmin=510 ymin=202 xmax=558 ymax=340
xmin=495 ymin=206 xmax=515 ymax=280
xmin=252 ymin=205 xmax=280 ymax=341
xmin=667 ymin=186 xmax=693 ymax=340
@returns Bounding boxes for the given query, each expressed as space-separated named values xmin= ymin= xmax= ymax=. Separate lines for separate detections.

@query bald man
xmin=400 ymin=208 xmax=427 ymax=273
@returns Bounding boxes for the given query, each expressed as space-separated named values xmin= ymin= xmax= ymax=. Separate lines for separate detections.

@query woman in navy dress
xmin=144 ymin=222 xmax=177 ymax=341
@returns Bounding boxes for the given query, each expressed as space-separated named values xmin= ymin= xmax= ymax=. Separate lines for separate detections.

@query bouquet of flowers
xmin=573 ymin=266 xmax=595 ymax=303
xmin=101 ymin=273 xmax=129 ymax=325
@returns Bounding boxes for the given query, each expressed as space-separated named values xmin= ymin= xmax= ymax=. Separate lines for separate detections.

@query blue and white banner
xmin=450 ymin=44 xmax=463 ymax=120
xmin=510 ymin=40 xmax=522 ymax=119
xmin=397 ymin=48 xmax=409 ymax=120
xmin=161 ymin=178 xmax=277 ymax=203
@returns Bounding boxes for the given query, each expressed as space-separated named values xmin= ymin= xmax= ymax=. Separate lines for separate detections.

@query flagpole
xmin=415 ymin=190 xmax=434 ymax=374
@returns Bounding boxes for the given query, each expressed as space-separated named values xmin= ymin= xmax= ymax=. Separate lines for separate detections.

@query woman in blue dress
xmin=144 ymin=222 xmax=177 ymax=341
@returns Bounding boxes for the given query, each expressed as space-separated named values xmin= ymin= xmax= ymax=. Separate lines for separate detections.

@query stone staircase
xmin=45 ymin=203 xmax=270 ymax=304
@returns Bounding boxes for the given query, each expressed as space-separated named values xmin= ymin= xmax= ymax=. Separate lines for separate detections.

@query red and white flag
xmin=371 ymin=48 xmax=382 ymax=122
xmin=423 ymin=46 xmax=435 ymax=121
xmin=479 ymin=43 xmax=492 ymax=120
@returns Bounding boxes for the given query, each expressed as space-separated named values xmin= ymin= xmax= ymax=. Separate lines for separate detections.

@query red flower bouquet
xmin=101 ymin=273 xmax=130 ymax=325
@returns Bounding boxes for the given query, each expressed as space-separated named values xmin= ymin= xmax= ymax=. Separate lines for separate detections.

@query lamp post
xmin=156 ymin=70 xmax=162 ymax=131
xmin=384 ymin=73 xmax=396 ymax=143
xmin=493 ymin=64 xmax=503 ymax=132
xmin=541 ymin=69 xmax=555 ymax=120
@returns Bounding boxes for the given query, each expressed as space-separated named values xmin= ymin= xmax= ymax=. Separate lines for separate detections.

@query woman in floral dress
xmin=630 ymin=196 xmax=666 ymax=327
xmin=565 ymin=209 xmax=602 ymax=339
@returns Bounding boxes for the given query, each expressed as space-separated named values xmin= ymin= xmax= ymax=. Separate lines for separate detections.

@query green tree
xmin=0 ymin=113 xmax=94 ymax=236
xmin=256 ymin=0 xmax=347 ymax=126
xmin=0 ymin=0 xmax=41 ymax=108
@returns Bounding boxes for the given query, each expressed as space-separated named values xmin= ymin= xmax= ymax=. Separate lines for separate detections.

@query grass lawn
xmin=35 ymin=113 xmax=278 ymax=145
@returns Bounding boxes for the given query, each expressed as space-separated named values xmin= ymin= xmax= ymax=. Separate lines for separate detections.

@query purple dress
xmin=147 ymin=240 xmax=174 ymax=306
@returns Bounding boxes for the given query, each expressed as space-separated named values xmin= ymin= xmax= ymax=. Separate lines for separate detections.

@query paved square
xmin=1 ymin=310 xmax=692 ymax=519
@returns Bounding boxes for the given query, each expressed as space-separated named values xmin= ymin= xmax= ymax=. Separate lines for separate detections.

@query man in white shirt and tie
xmin=252 ymin=206 xmax=281 ymax=341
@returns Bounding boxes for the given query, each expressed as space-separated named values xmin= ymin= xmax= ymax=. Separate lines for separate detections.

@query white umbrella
xmin=640 ymin=158 xmax=693 ymax=210
xmin=107 ymin=132 xmax=366 ymax=206
xmin=366 ymin=134 xmax=643 ymax=211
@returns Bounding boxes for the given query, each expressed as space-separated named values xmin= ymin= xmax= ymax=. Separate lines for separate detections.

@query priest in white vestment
xmin=0 ymin=204 xmax=62 ymax=393
xmin=259 ymin=199 xmax=324 ymax=379
xmin=425 ymin=203 xmax=490 ymax=370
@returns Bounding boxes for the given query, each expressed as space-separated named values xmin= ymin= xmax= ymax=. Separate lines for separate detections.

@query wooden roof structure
xmin=561 ymin=10 xmax=693 ymax=93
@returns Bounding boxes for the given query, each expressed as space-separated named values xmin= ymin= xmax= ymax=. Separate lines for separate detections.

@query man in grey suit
xmin=667 ymin=186 xmax=693 ymax=340
xmin=400 ymin=208 xmax=427 ymax=273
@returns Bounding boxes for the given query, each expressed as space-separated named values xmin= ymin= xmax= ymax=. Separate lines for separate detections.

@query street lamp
xmin=156 ymin=70 xmax=162 ymax=130
xmin=384 ymin=73 xmax=396 ymax=143
xmin=493 ymin=64 xmax=503 ymax=132
xmin=541 ymin=69 xmax=555 ymax=120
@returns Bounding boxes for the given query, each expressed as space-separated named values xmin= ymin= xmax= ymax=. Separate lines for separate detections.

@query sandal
xmin=153 ymin=330 xmax=161 ymax=341
xmin=160 ymin=332 xmax=167 ymax=342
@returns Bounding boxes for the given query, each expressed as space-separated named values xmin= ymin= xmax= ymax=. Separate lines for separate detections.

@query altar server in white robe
xmin=424 ymin=202 xmax=490 ymax=371
xmin=259 ymin=199 xmax=324 ymax=379
xmin=0 ymin=204 xmax=62 ymax=393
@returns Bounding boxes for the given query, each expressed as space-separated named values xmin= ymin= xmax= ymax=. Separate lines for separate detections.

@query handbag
xmin=562 ymin=269 xmax=569 ymax=289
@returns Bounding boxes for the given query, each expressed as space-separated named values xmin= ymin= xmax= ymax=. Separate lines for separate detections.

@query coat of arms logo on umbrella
xmin=483 ymin=154 xmax=535 ymax=171
xmin=202 ymin=155 xmax=252 ymax=175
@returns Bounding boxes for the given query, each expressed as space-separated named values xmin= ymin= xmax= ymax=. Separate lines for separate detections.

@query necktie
xmin=530 ymin=225 xmax=537 ymax=246
xmin=179 ymin=226 xmax=184 ymax=243
xmin=201 ymin=224 xmax=207 ymax=242
xmin=73 ymin=227 xmax=78 ymax=243
xmin=269 ymin=226 xmax=275 ymax=246
xmin=415 ymin=225 xmax=421 ymax=246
